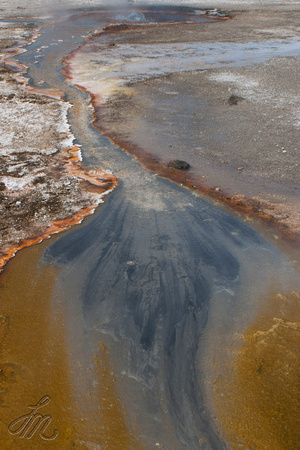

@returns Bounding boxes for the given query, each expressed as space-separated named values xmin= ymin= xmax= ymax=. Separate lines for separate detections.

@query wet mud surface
xmin=0 ymin=4 xmax=300 ymax=449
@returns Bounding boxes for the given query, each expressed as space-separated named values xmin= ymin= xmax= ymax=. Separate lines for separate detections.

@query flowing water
xmin=1 ymin=7 xmax=299 ymax=449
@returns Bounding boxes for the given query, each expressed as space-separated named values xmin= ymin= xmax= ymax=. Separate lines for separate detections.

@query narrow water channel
xmin=2 ymin=7 xmax=299 ymax=449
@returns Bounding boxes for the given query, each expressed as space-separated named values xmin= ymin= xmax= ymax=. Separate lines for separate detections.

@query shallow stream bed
xmin=1 ymin=6 xmax=299 ymax=449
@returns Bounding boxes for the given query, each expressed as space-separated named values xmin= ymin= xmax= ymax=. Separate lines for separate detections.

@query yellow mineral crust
xmin=213 ymin=290 xmax=300 ymax=449
xmin=94 ymin=343 xmax=140 ymax=449
xmin=0 ymin=241 xmax=76 ymax=449
xmin=0 ymin=241 xmax=140 ymax=448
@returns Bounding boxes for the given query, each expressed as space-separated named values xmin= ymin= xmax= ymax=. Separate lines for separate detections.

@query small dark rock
xmin=0 ymin=182 xmax=6 ymax=191
xmin=33 ymin=176 xmax=46 ymax=185
xmin=167 ymin=160 xmax=191 ymax=170
xmin=228 ymin=94 xmax=245 ymax=105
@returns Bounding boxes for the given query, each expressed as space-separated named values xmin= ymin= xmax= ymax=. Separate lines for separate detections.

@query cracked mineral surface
xmin=0 ymin=22 xmax=116 ymax=271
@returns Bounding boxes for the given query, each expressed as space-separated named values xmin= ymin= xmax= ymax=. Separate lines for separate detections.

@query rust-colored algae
xmin=92 ymin=124 xmax=299 ymax=244
xmin=0 ymin=240 xmax=77 ymax=448
xmin=0 ymin=30 xmax=118 ymax=274
xmin=94 ymin=343 xmax=140 ymax=449
xmin=62 ymin=25 xmax=300 ymax=245
xmin=0 ymin=218 xmax=137 ymax=449
xmin=213 ymin=289 xmax=300 ymax=449
xmin=0 ymin=201 xmax=114 ymax=274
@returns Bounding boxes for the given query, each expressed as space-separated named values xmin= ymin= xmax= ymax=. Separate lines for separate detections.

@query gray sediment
xmin=11 ymin=7 xmax=300 ymax=449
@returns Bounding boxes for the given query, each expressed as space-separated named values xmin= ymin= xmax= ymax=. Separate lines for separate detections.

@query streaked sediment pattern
xmin=0 ymin=5 xmax=300 ymax=449
xmin=45 ymin=173 xmax=300 ymax=448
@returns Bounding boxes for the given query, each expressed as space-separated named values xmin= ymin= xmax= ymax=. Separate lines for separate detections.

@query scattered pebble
xmin=167 ymin=160 xmax=190 ymax=170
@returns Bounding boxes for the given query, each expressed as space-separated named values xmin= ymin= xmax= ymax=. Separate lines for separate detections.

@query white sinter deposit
xmin=0 ymin=21 xmax=116 ymax=270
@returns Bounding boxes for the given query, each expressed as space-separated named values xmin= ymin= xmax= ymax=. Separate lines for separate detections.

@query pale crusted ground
xmin=1 ymin=0 xmax=300 ymax=19
xmin=67 ymin=7 xmax=299 ymax=239
xmin=0 ymin=22 xmax=116 ymax=269
xmin=0 ymin=2 xmax=299 ymax=266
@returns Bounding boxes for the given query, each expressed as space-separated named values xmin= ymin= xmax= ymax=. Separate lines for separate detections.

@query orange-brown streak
xmin=212 ymin=289 xmax=300 ymax=449
xmin=0 ymin=28 xmax=118 ymax=273
xmin=94 ymin=343 xmax=140 ymax=449
xmin=0 ymin=241 xmax=77 ymax=449
xmin=62 ymin=29 xmax=299 ymax=245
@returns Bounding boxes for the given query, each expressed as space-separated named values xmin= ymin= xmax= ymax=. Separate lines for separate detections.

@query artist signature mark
xmin=8 ymin=395 xmax=58 ymax=440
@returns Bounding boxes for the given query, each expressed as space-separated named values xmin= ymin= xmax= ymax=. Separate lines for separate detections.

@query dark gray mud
xmin=44 ymin=159 xmax=298 ymax=448
xmin=12 ymin=7 xmax=300 ymax=449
